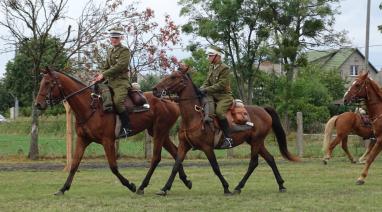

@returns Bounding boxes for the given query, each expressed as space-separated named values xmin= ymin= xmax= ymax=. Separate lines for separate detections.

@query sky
xmin=0 ymin=0 xmax=381 ymax=78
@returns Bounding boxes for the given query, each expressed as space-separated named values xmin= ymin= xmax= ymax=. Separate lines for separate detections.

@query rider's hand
xmin=94 ymin=73 xmax=104 ymax=82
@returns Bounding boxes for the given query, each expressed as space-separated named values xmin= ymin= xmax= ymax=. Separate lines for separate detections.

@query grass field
xmin=1 ymin=158 xmax=382 ymax=211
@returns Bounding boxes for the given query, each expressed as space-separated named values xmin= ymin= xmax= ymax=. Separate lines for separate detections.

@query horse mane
xmin=368 ymin=77 xmax=382 ymax=101
xmin=54 ymin=70 xmax=87 ymax=87
xmin=185 ymin=73 xmax=205 ymax=102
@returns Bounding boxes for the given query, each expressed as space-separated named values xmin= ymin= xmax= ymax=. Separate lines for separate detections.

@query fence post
xmin=63 ymin=101 xmax=73 ymax=172
xmin=296 ymin=112 xmax=304 ymax=157
xmin=145 ymin=130 xmax=152 ymax=159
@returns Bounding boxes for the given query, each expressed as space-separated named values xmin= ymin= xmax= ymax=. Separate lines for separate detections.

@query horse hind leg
xmin=341 ymin=136 xmax=356 ymax=163
xmin=103 ymin=138 xmax=136 ymax=192
xmin=233 ymin=144 xmax=259 ymax=195
xmin=55 ymin=137 xmax=89 ymax=195
xmin=323 ymin=136 xmax=343 ymax=164
xmin=259 ymin=145 xmax=286 ymax=192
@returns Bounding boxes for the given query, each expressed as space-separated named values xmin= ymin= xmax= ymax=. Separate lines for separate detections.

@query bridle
xmin=345 ymin=78 xmax=368 ymax=103
xmin=39 ymin=71 xmax=94 ymax=106
xmin=38 ymin=71 xmax=98 ymax=125
xmin=158 ymin=71 xmax=203 ymax=102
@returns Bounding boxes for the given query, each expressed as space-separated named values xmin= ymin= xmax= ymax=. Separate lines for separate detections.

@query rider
xmin=200 ymin=46 xmax=234 ymax=148
xmin=94 ymin=27 xmax=133 ymax=138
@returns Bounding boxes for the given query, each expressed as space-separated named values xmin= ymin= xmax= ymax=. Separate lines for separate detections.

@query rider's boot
xmin=118 ymin=111 xmax=134 ymax=138
xmin=219 ymin=118 xmax=233 ymax=149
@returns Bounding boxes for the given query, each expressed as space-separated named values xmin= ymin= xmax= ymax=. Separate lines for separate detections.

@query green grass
xmin=1 ymin=158 xmax=382 ymax=211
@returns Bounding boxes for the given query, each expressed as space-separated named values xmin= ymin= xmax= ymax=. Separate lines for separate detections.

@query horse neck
xmin=177 ymin=81 xmax=202 ymax=128
xmin=365 ymin=83 xmax=382 ymax=119
xmin=59 ymin=75 xmax=93 ymax=122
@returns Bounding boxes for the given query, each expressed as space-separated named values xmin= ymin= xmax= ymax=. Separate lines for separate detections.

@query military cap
xmin=207 ymin=46 xmax=223 ymax=56
xmin=108 ymin=27 xmax=124 ymax=38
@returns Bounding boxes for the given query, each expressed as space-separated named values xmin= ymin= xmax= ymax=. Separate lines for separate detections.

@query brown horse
xmin=322 ymin=112 xmax=375 ymax=164
xmin=35 ymin=68 xmax=192 ymax=195
xmin=344 ymin=72 xmax=382 ymax=185
xmin=152 ymin=68 xmax=299 ymax=195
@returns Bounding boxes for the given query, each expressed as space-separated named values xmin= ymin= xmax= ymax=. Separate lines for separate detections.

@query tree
xmin=179 ymin=0 xmax=273 ymax=103
xmin=0 ymin=79 xmax=12 ymax=114
xmin=0 ymin=0 xmax=126 ymax=159
xmin=78 ymin=4 xmax=182 ymax=83
xmin=181 ymin=48 xmax=210 ymax=87
xmin=379 ymin=3 xmax=382 ymax=33
xmin=4 ymin=37 xmax=67 ymax=108
xmin=267 ymin=0 xmax=347 ymax=128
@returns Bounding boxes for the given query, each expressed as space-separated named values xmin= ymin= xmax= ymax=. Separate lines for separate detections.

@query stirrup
xmin=118 ymin=128 xmax=133 ymax=139
xmin=220 ymin=137 xmax=233 ymax=149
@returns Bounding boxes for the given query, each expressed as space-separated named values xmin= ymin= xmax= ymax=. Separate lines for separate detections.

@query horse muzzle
xmin=35 ymin=101 xmax=47 ymax=110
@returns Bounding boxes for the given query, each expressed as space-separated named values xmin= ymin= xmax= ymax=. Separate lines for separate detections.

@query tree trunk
xmin=29 ymin=70 xmax=39 ymax=160
xmin=29 ymin=97 xmax=39 ymax=160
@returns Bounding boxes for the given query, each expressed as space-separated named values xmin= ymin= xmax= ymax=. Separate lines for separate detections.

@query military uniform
xmin=101 ymin=44 xmax=131 ymax=113
xmin=201 ymin=62 xmax=233 ymax=119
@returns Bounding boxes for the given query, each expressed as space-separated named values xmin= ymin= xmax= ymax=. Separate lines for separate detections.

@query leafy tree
xmin=179 ymin=0 xmax=272 ymax=103
xmin=139 ymin=74 xmax=160 ymax=92
xmin=0 ymin=0 xmax=124 ymax=160
xmin=0 ymin=79 xmax=12 ymax=114
xmin=4 ymin=37 xmax=67 ymax=108
xmin=181 ymin=48 xmax=210 ymax=87
xmin=267 ymin=0 xmax=347 ymax=127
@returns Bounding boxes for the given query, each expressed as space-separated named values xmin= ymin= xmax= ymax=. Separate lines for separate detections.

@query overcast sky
xmin=0 ymin=0 xmax=381 ymax=78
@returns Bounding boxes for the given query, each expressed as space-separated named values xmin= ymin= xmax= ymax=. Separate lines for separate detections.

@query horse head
xmin=152 ymin=65 xmax=190 ymax=98
xmin=343 ymin=72 xmax=369 ymax=105
xmin=35 ymin=67 xmax=65 ymax=110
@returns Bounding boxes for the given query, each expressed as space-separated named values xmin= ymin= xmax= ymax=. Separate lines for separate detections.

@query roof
xmin=306 ymin=48 xmax=379 ymax=73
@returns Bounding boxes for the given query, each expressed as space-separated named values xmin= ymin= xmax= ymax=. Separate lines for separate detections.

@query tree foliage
xmin=4 ymin=36 xmax=67 ymax=107
xmin=179 ymin=0 xmax=272 ymax=103
xmin=0 ymin=79 xmax=12 ymax=114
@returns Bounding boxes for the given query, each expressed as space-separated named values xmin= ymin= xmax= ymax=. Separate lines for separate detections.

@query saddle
xmin=94 ymin=82 xmax=150 ymax=113
xmin=202 ymin=99 xmax=254 ymax=149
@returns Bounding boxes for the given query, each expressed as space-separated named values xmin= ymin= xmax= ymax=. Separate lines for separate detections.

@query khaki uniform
xmin=201 ymin=62 xmax=233 ymax=119
xmin=101 ymin=44 xmax=131 ymax=113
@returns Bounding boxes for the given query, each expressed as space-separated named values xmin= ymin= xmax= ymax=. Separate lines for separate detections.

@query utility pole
xmin=365 ymin=0 xmax=371 ymax=72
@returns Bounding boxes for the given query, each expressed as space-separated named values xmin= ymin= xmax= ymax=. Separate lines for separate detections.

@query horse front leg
xmin=55 ymin=136 xmax=89 ymax=195
xmin=163 ymin=137 xmax=192 ymax=189
xmin=357 ymin=138 xmax=382 ymax=185
xmin=103 ymin=138 xmax=136 ymax=192
xmin=156 ymin=140 xmax=191 ymax=196
xmin=202 ymin=147 xmax=231 ymax=195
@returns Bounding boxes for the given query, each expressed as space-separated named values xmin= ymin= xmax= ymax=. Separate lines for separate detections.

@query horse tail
xmin=264 ymin=107 xmax=300 ymax=162
xmin=323 ymin=115 xmax=338 ymax=153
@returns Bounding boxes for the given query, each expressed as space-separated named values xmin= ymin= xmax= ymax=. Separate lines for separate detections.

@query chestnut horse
xmin=322 ymin=112 xmax=374 ymax=164
xmin=152 ymin=68 xmax=299 ymax=195
xmin=35 ymin=68 xmax=192 ymax=195
xmin=344 ymin=72 xmax=382 ymax=185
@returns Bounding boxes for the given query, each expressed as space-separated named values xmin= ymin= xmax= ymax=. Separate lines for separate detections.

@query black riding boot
xmin=118 ymin=111 xmax=133 ymax=138
xmin=219 ymin=118 xmax=233 ymax=149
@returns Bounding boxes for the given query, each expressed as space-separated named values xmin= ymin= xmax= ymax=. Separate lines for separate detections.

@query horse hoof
xmin=129 ymin=183 xmax=137 ymax=193
xmin=356 ymin=180 xmax=365 ymax=185
xmin=156 ymin=190 xmax=167 ymax=196
xmin=279 ymin=188 xmax=287 ymax=193
xmin=351 ymin=160 xmax=357 ymax=164
xmin=54 ymin=190 xmax=64 ymax=196
xmin=224 ymin=191 xmax=233 ymax=196
xmin=136 ymin=189 xmax=144 ymax=195
xmin=186 ymin=180 xmax=192 ymax=190
xmin=232 ymin=189 xmax=241 ymax=195
xmin=322 ymin=160 xmax=328 ymax=165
